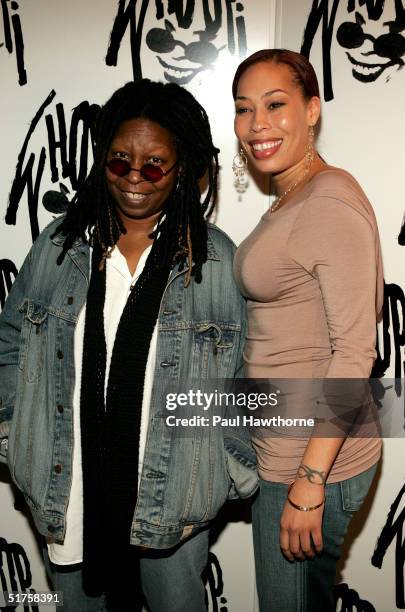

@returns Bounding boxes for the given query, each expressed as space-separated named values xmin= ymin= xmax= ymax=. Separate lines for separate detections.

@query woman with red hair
xmin=232 ymin=49 xmax=383 ymax=612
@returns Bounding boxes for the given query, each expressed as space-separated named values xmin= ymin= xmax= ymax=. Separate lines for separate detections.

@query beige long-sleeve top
xmin=233 ymin=167 xmax=384 ymax=483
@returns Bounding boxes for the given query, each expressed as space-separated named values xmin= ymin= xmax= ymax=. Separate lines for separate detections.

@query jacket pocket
xmin=18 ymin=300 xmax=49 ymax=383
xmin=192 ymin=322 xmax=239 ymax=378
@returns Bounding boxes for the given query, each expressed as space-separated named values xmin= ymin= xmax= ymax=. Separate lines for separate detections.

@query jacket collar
xmin=51 ymin=232 xmax=82 ymax=248
xmin=51 ymin=228 xmax=220 ymax=261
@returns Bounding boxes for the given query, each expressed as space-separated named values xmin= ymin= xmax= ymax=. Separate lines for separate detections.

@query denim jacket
xmin=0 ymin=218 xmax=257 ymax=549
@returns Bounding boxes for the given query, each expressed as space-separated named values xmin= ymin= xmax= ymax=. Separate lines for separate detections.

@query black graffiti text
xmin=347 ymin=1 xmax=394 ymax=21
xmin=372 ymin=283 xmax=405 ymax=398
xmin=372 ymin=481 xmax=405 ymax=608
xmin=5 ymin=90 xmax=99 ymax=242
xmin=301 ymin=0 xmax=341 ymax=101
xmin=399 ymin=211 xmax=405 ymax=245
xmin=204 ymin=552 xmax=228 ymax=612
xmin=0 ymin=259 xmax=18 ymax=312
xmin=224 ymin=0 xmax=247 ymax=56
xmin=0 ymin=537 xmax=38 ymax=611
xmin=334 ymin=583 xmax=376 ymax=611
xmin=0 ymin=0 xmax=26 ymax=85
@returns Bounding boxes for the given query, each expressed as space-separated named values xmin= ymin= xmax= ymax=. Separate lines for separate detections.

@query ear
xmin=306 ymin=96 xmax=321 ymax=128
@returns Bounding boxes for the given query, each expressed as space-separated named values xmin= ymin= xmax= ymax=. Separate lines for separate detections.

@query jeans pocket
xmin=340 ymin=463 xmax=378 ymax=513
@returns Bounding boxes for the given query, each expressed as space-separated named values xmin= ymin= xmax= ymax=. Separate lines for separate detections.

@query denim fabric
xmin=139 ymin=528 xmax=209 ymax=612
xmin=43 ymin=528 xmax=209 ymax=612
xmin=0 ymin=217 xmax=257 ymax=549
xmin=43 ymin=552 xmax=107 ymax=612
xmin=252 ymin=464 xmax=378 ymax=612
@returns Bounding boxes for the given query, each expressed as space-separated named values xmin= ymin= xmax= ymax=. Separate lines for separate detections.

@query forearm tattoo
xmin=297 ymin=463 xmax=326 ymax=485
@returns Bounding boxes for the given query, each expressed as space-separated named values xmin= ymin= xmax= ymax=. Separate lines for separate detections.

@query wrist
xmin=287 ymin=481 xmax=325 ymax=512
xmin=296 ymin=462 xmax=327 ymax=486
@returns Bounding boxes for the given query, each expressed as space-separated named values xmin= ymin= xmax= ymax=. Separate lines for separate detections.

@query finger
xmin=280 ymin=528 xmax=294 ymax=562
xmin=311 ymin=528 xmax=323 ymax=553
xmin=289 ymin=531 xmax=304 ymax=560
xmin=300 ymin=531 xmax=315 ymax=559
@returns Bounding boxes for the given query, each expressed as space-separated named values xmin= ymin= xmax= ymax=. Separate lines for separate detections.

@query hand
xmin=279 ymin=479 xmax=325 ymax=562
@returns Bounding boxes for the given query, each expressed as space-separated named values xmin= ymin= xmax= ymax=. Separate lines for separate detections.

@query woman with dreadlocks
xmin=0 ymin=79 xmax=257 ymax=612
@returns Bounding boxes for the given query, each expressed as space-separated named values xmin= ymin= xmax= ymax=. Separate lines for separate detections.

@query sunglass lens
xmin=375 ymin=33 xmax=405 ymax=59
xmin=141 ymin=164 xmax=164 ymax=182
xmin=107 ymin=159 xmax=131 ymax=176
xmin=336 ymin=22 xmax=364 ymax=49
xmin=185 ymin=41 xmax=218 ymax=64
xmin=146 ymin=28 xmax=176 ymax=53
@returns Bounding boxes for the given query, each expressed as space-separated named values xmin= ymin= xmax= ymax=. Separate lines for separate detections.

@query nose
xmin=250 ymin=108 xmax=270 ymax=133
xmin=125 ymin=167 xmax=146 ymax=183
xmin=359 ymin=35 xmax=376 ymax=56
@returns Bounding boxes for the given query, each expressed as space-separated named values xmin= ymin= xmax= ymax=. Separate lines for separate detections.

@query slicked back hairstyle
xmin=232 ymin=48 xmax=320 ymax=101
xmin=53 ymin=79 xmax=220 ymax=284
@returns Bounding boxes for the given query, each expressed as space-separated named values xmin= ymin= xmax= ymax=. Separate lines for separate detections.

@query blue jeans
xmin=43 ymin=528 xmax=209 ymax=612
xmin=252 ymin=464 xmax=378 ymax=612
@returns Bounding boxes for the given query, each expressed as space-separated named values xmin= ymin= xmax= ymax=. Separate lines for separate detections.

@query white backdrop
xmin=1 ymin=1 xmax=404 ymax=610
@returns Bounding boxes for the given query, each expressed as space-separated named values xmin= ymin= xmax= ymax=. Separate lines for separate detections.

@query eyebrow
xmin=235 ymin=89 xmax=287 ymax=101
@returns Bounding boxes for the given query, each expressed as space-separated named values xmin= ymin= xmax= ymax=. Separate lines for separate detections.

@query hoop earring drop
xmin=270 ymin=125 xmax=316 ymax=214
xmin=305 ymin=125 xmax=315 ymax=165
xmin=232 ymin=147 xmax=249 ymax=200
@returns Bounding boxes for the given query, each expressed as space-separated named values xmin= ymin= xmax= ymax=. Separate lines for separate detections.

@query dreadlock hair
xmin=52 ymin=79 xmax=220 ymax=284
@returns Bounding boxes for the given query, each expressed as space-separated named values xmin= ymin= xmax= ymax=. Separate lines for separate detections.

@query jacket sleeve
xmin=0 ymin=247 xmax=33 ymax=463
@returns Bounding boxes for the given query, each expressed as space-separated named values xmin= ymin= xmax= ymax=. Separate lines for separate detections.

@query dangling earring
xmin=305 ymin=125 xmax=315 ymax=166
xmin=270 ymin=125 xmax=316 ymax=214
xmin=232 ymin=147 xmax=249 ymax=200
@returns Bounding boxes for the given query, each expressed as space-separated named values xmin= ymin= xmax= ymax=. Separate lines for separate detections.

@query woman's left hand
xmin=279 ymin=478 xmax=325 ymax=561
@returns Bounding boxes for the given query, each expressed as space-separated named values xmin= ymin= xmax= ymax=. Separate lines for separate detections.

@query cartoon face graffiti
xmin=301 ymin=0 xmax=405 ymax=100
xmin=106 ymin=0 xmax=246 ymax=86
xmin=145 ymin=17 xmax=224 ymax=85
xmin=143 ymin=0 xmax=245 ymax=85
xmin=336 ymin=2 xmax=405 ymax=83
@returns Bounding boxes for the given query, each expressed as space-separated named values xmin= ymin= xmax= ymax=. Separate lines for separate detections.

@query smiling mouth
xmin=248 ymin=139 xmax=283 ymax=160
xmin=122 ymin=191 xmax=148 ymax=203
xmin=250 ymin=140 xmax=283 ymax=152
xmin=157 ymin=57 xmax=207 ymax=85
xmin=345 ymin=52 xmax=398 ymax=82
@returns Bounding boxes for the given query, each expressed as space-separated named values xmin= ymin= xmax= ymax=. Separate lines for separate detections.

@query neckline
xmin=263 ymin=165 xmax=344 ymax=219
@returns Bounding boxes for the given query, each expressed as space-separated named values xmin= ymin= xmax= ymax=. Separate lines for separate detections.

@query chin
xmin=250 ymin=156 xmax=283 ymax=175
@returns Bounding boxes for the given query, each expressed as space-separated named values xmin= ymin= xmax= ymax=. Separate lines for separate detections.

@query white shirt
xmin=48 ymin=245 xmax=158 ymax=564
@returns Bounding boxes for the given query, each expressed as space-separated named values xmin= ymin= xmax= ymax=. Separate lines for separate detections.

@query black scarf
xmin=80 ymin=243 xmax=170 ymax=610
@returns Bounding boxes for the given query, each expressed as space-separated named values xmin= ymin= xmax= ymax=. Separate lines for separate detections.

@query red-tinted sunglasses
xmin=106 ymin=158 xmax=178 ymax=182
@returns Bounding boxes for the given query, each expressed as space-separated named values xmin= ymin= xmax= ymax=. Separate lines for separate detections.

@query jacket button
xmin=57 ymin=350 xmax=64 ymax=359
xmin=48 ymin=525 xmax=55 ymax=533
xmin=67 ymin=296 xmax=74 ymax=305
xmin=57 ymin=404 xmax=64 ymax=414
xmin=54 ymin=464 xmax=62 ymax=474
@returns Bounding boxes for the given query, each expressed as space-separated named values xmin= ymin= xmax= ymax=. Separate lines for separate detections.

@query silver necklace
xmin=271 ymin=145 xmax=314 ymax=214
